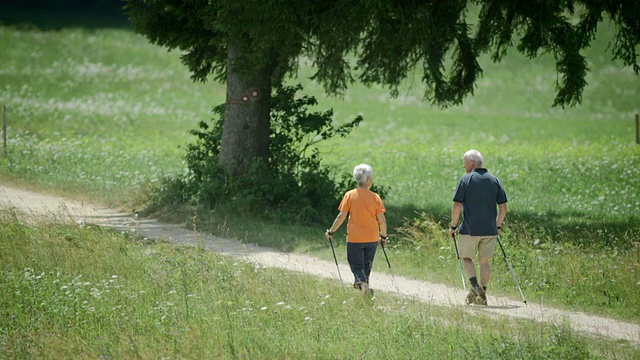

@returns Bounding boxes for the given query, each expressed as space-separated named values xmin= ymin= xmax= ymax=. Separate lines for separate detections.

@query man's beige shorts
xmin=458 ymin=235 xmax=497 ymax=259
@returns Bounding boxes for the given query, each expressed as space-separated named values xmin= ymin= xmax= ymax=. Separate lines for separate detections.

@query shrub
xmin=146 ymin=84 xmax=368 ymax=224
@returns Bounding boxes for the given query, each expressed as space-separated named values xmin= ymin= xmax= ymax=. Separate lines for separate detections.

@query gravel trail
xmin=1 ymin=184 xmax=638 ymax=344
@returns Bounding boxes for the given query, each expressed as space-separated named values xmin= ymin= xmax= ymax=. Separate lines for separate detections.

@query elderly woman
xmin=325 ymin=164 xmax=388 ymax=294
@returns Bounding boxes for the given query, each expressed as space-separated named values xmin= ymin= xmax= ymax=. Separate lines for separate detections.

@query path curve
xmin=1 ymin=184 xmax=638 ymax=344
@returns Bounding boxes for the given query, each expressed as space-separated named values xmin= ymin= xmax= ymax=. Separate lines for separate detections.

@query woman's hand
xmin=325 ymin=229 xmax=334 ymax=241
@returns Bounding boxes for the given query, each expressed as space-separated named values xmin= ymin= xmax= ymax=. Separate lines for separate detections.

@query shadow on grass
xmin=147 ymin=198 xmax=639 ymax=254
xmin=368 ymin=202 xmax=639 ymax=250
xmin=506 ymin=210 xmax=640 ymax=249
xmin=0 ymin=1 xmax=130 ymax=30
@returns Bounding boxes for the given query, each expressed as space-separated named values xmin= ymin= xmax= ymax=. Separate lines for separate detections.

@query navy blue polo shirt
xmin=453 ymin=168 xmax=507 ymax=236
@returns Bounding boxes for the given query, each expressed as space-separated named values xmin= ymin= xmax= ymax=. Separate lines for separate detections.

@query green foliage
xmin=125 ymin=0 xmax=640 ymax=107
xmin=395 ymin=212 xmax=447 ymax=250
xmin=149 ymin=84 xmax=364 ymax=223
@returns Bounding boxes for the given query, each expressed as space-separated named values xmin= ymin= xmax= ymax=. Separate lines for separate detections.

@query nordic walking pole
xmin=328 ymin=236 xmax=344 ymax=286
xmin=497 ymin=237 xmax=527 ymax=305
xmin=380 ymin=241 xmax=400 ymax=293
xmin=452 ymin=234 xmax=467 ymax=291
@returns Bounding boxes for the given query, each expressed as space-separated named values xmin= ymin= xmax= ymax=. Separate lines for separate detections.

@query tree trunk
xmin=219 ymin=43 xmax=272 ymax=177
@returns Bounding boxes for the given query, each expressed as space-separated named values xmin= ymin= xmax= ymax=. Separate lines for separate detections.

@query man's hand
xmin=449 ymin=225 xmax=457 ymax=239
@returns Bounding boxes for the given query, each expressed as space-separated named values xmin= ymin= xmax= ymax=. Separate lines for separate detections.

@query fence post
xmin=2 ymin=105 xmax=5 ymax=155
xmin=636 ymin=113 xmax=640 ymax=145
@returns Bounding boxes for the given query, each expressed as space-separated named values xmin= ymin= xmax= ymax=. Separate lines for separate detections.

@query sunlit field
xmin=0 ymin=12 xmax=639 ymax=324
xmin=0 ymin=26 xmax=221 ymax=205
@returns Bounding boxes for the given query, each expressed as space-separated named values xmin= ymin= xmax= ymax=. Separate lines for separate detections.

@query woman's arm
xmin=325 ymin=211 xmax=348 ymax=239
xmin=377 ymin=213 xmax=387 ymax=245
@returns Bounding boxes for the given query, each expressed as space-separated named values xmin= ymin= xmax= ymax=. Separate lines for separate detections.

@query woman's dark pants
xmin=347 ymin=241 xmax=378 ymax=286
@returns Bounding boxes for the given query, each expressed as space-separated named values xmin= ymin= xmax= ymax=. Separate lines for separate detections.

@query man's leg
xmin=462 ymin=257 xmax=477 ymax=282
xmin=479 ymin=257 xmax=491 ymax=288
xmin=458 ymin=235 xmax=479 ymax=288
xmin=475 ymin=236 xmax=497 ymax=305
xmin=477 ymin=236 xmax=497 ymax=290
xmin=462 ymin=257 xmax=483 ymax=304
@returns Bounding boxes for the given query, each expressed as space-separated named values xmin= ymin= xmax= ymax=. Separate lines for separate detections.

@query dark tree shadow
xmin=0 ymin=0 xmax=130 ymax=30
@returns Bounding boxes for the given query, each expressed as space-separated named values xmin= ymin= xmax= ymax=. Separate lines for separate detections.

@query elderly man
xmin=450 ymin=150 xmax=508 ymax=305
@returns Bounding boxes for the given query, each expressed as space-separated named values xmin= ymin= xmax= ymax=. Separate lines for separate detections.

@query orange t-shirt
xmin=338 ymin=188 xmax=386 ymax=243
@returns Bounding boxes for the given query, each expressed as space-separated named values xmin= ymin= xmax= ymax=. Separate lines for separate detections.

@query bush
xmin=147 ymin=84 xmax=369 ymax=224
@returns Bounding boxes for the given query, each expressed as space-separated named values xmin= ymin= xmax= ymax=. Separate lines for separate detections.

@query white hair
xmin=464 ymin=149 xmax=483 ymax=166
xmin=353 ymin=164 xmax=373 ymax=186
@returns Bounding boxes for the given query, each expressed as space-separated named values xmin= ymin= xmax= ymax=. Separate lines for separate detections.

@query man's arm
xmin=449 ymin=202 xmax=463 ymax=238
xmin=497 ymin=202 xmax=507 ymax=235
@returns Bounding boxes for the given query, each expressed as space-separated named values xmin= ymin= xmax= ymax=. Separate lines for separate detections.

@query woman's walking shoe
xmin=354 ymin=281 xmax=373 ymax=295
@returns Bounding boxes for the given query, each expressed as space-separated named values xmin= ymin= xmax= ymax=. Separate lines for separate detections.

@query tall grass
xmin=0 ymin=17 xmax=638 ymax=323
xmin=0 ymin=25 xmax=222 ymax=204
xmin=1 ymin=212 xmax=637 ymax=359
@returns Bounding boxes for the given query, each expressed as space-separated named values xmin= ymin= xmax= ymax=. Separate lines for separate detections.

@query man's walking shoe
xmin=475 ymin=287 xmax=488 ymax=306
xmin=465 ymin=289 xmax=476 ymax=305
xmin=466 ymin=286 xmax=488 ymax=306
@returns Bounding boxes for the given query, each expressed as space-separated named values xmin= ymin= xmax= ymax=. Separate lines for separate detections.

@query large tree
xmin=125 ymin=0 xmax=639 ymax=176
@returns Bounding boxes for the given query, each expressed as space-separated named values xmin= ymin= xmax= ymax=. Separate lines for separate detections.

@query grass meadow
xmin=0 ymin=8 xmax=639 ymax=357
xmin=1 ymin=210 xmax=638 ymax=359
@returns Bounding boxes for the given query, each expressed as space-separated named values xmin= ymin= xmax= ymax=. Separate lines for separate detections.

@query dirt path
xmin=1 ymin=184 xmax=638 ymax=344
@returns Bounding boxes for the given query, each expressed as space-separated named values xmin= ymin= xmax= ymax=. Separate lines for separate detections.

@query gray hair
xmin=464 ymin=149 xmax=483 ymax=166
xmin=353 ymin=164 xmax=373 ymax=186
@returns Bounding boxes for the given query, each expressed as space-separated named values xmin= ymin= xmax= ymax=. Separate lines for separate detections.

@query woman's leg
xmin=347 ymin=242 xmax=367 ymax=286
xmin=363 ymin=242 xmax=378 ymax=282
